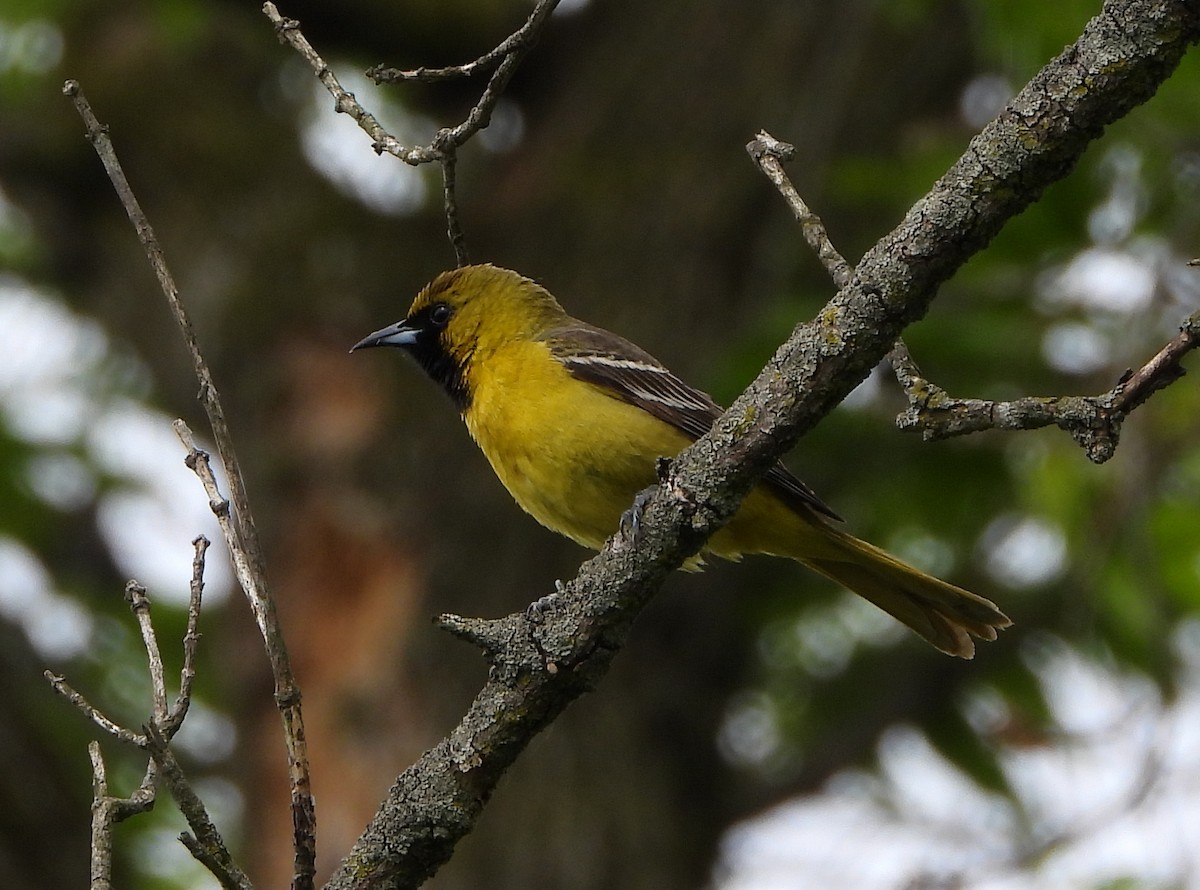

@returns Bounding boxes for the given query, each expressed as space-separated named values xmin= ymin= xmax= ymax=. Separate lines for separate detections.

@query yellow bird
xmin=353 ymin=264 xmax=1010 ymax=657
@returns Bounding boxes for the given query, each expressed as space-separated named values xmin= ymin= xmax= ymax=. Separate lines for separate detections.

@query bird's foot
xmin=526 ymin=585 xmax=563 ymax=623
xmin=619 ymin=485 xmax=657 ymax=545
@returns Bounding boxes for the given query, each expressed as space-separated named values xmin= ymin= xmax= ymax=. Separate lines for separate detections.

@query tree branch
xmin=145 ymin=725 xmax=254 ymax=890
xmin=324 ymin=2 xmax=1200 ymax=887
xmin=748 ymin=131 xmax=1200 ymax=464
xmin=888 ymin=309 xmax=1200 ymax=463
xmin=162 ymin=536 xmax=208 ymax=738
xmin=366 ymin=0 xmax=557 ymax=85
xmin=86 ymin=741 xmax=153 ymax=890
xmin=62 ymin=80 xmax=315 ymax=890
xmin=747 ymin=130 xmax=853 ymax=289
xmin=48 ymin=574 xmax=219 ymax=889
xmin=125 ymin=581 xmax=169 ymax=721
xmin=172 ymin=421 xmax=315 ymax=888
xmin=263 ymin=0 xmax=559 ymax=266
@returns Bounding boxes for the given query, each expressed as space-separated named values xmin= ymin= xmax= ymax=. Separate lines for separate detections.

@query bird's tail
xmin=799 ymin=529 xmax=1011 ymax=659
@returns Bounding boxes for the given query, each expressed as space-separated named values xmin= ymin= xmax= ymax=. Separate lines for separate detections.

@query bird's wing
xmin=542 ymin=321 xmax=841 ymax=521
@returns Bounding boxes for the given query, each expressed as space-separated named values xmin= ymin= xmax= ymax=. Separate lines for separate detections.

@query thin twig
xmin=748 ymin=130 xmax=927 ymax=387
xmin=86 ymin=743 xmax=157 ymax=889
xmin=441 ymin=150 xmax=469 ymax=266
xmin=65 ymin=579 xmax=203 ymax=889
xmin=121 ymin=579 xmax=170 ymax=814
xmin=125 ymin=581 xmax=169 ymax=721
xmin=55 ymin=571 xmax=216 ymax=885
xmin=60 ymin=81 xmax=266 ymax=583
xmin=163 ymin=536 xmax=208 ymax=738
xmin=46 ymin=671 xmax=147 ymax=747
xmin=146 ymin=725 xmax=255 ymax=890
xmin=88 ymin=743 xmax=159 ymax=887
xmin=263 ymin=2 xmax=434 ymax=164
xmin=63 ymin=79 xmax=315 ymax=890
xmin=173 ymin=421 xmax=316 ymax=889
xmin=431 ymin=45 xmax=528 ymax=156
xmin=1111 ymin=308 xmax=1200 ymax=413
xmin=88 ymin=742 xmax=116 ymax=890
xmin=746 ymin=128 xmax=1199 ymax=464
xmin=367 ymin=0 xmax=558 ymax=84
xmin=263 ymin=0 xmax=557 ymax=266
xmin=747 ymin=130 xmax=854 ymax=289
xmin=749 ymin=130 xmax=936 ymax=421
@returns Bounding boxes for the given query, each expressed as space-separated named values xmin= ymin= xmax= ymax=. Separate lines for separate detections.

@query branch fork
xmin=263 ymin=0 xmax=560 ymax=266
xmin=747 ymin=128 xmax=1200 ymax=466
xmin=886 ymin=311 xmax=1200 ymax=463
xmin=48 ymin=540 xmax=231 ymax=888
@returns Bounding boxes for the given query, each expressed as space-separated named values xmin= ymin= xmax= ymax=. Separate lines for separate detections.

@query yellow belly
xmin=466 ymin=346 xmax=671 ymax=549
xmin=462 ymin=340 xmax=837 ymax=562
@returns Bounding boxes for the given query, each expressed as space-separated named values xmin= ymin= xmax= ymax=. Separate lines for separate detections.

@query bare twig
xmin=87 ymin=743 xmax=114 ymax=890
xmin=46 ymin=671 xmax=147 ymax=747
xmin=263 ymin=0 xmax=558 ymax=265
xmin=63 ymin=80 xmax=315 ymax=890
xmin=749 ymin=129 xmax=936 ymax=426
xmin=125 ymin=581 xmax=169 ymax=721
xmin=87 ymin=742 xmax=158 ymax=889
xmin=266 ymin=0 xmax=538 ymax=162
xmin=890 ymin=309 xmax=1200 ymax=463
xmin=264 ymin=4 xmax=419 ymax=161
xmin=88 ymin=743 xmax=122 ymax=890
xmin=747 ymin=130 xmax=854 ymax=289
xmin=73 ymin=578 xmax=214 ymax=889
xmin=60 ymin=81 xmax=266 ymax=583
xmin=172 ymin=420 xmax=316 ymax=887
xmin=145 ymin=725 xmax=255 ymax=890
xmin=119 ymin=580 xmax=172 ymax=818
xmin=431 ymin=46 xmax=528 ymax=157
xmin=163 ymin=536 xmax=208 ymax=738
xmin=366 ymin=0 xmax=557 ymax=84
xmin=47 ymin=516 xmax=224 ymax=888
xmin=173 ymin=425 xmax=262 ymax=637
xmin=1111 ymin=309 xmax=1200 ymax=413
xmin=441 ymin=151 xmax=469 ymax=266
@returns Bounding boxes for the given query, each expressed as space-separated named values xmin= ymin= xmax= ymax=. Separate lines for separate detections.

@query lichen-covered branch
xmin=890 ymin=310 xmax=1200 ymax=463
xmin=745 ymin=130 xmax=1198 ymax=467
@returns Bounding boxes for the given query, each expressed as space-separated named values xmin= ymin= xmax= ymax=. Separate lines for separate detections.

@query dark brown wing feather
xmin=542 ymin=321 xmax=841 ymax=521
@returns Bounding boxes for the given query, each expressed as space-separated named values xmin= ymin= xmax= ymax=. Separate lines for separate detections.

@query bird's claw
xmin=619 ymin=485 xmax=657 ymax=545
xmin=526 ymin=587 xmax=562 ymax=623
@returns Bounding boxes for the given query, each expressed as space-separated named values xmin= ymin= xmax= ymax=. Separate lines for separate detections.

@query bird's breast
xmin=462 ymin=341 xmax=690 ymax=550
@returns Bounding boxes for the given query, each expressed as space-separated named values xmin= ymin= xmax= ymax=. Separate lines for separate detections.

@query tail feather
xmin=802 ymin=533 xmax=1011 ymax=659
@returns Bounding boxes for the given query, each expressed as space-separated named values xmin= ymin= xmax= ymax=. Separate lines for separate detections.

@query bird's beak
xmin=350 ymin=319 xmax=419 ymax=353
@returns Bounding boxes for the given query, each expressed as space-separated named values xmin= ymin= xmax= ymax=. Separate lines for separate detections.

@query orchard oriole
xmin=353 ymin=264 xmax=1010 ymax=657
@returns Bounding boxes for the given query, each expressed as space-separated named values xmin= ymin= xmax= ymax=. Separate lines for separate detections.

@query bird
xmin=352 ymin=264 xmax=1011 ymax=658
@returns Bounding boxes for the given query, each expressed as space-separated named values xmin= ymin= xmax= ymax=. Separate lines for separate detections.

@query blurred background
xmin=2 ymin=0 xmax=1199 ymax=887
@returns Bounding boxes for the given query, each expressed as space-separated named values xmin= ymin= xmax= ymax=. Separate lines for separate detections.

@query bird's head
xmin=352 ymin=264 xmax=566 ymax=409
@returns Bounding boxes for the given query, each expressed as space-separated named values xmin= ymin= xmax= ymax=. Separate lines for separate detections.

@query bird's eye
xmin=429 ymin=302 xmax=452 ymax=328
